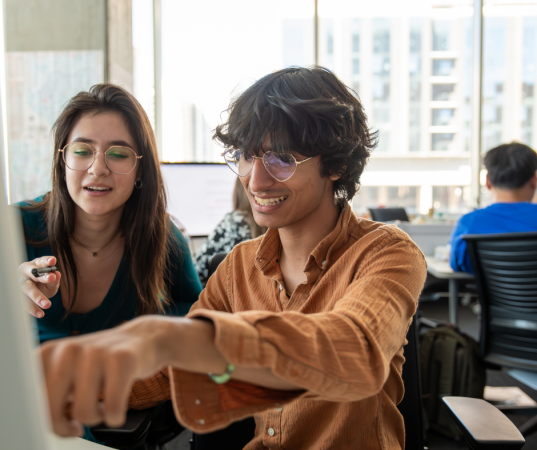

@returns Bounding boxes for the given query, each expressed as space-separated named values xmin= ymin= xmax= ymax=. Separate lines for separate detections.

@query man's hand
xmin=18 ymin=256 xmax=61 ymax=318
xmin=39 ymin=314 xmax=300 ymax=437
xmin=38 ymin=316 xmax=175 ymax=437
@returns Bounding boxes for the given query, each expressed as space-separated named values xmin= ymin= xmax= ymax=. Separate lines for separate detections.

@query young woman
xmin=17 ymin=83 xmax=202 ymax=343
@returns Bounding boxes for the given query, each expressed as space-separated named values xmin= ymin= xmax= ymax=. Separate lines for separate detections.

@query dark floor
xmin=420 ymin=296 xmax=537 ymax=450
xmin=164 ymin=296 xmax=537 ymax=450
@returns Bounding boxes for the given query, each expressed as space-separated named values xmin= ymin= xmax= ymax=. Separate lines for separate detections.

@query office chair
xmin=92 ymin=252 xmax=525 ymax=450
xmin=464 ymin=231 xmax=537 ymax=438
xmin=91 ymin=400 xmax=183 ymax=450
xmin=368 ymin=207 xmax=410 ymax=223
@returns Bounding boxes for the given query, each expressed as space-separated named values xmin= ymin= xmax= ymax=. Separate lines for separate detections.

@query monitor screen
xmin=161 ymin=163 xmax=238 ymax=236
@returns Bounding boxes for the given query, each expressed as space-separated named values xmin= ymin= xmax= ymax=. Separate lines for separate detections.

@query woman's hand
xmin=18 ymin=256 xmax=61 ymax=318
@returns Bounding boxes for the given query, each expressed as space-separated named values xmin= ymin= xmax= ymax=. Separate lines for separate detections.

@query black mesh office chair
xmin=368 ymin=207 xmax=410 ymax=222
xmin=464 ymin=231 xmax=537 ymax=437
xmin=92 ymin=251 xmax=526 ymax=450
xmin=91 ymin=399 xmax=183 ymax=450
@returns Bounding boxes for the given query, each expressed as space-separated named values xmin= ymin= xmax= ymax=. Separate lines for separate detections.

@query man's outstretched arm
xmin=39 ymin=315 xmax=301 ymax=437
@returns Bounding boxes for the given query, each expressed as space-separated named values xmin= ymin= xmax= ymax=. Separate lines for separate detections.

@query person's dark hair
xmin=214 ymin=66 xmax=376 ymax=207
xmin=21 ymin=83 xmax=176 ymax=315
xmin=484 ymin=142 xmax=537 ymax=189
xmin=232 ymin=177 xmax=267 ymax=238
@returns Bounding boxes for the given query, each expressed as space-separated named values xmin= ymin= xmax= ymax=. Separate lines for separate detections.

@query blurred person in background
xmin=195 ymin=177 xmax=266 ymax=286
xmin=450 ymin=142 xmax=537 ymax=274
xmin=16 ymin=84 xmax=202 ymax=441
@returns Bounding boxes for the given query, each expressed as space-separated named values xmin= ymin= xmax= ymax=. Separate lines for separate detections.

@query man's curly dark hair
xmin=214 ymin=66 xmax=377 ymax=208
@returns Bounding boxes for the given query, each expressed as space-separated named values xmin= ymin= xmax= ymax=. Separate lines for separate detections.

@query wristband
xmin=208 ymin=363 xmax=235 ymax=384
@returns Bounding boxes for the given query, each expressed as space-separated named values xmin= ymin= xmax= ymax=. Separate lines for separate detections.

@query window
xmin=433 ymin=20 xmax=453 ymax=51
xmin=432 ymin=133 xmax=456 ymax=151
xmin=432 ymin=84 xmax=456 ymax=102
xmin=433 ymin=186 xmax=469 ymax=214
xmin=433 ymin=59 xmax=456 ymax=76
xmin=316 ymin=1 xmax=473 ymax=214
xmin=409 ymin=18 xmax=422 ymax=152
xmin=479 ymin=2 xmax=537 ymax=205
xmin=132 ymin=0 xmax=155 ymax=132
xmin=128 ymin=0 xmax=537 ymax=216
xmin=159 ymin=0 xmax=314 ymax=162
xmin=432 ymin=108 xmax=455 ymax=126
xmin=352 ymin=186 xmax=419 ymax=215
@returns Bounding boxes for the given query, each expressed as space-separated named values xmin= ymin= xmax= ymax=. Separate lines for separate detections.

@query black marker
xmin=32 ymin=266 xmax=58 ymax=278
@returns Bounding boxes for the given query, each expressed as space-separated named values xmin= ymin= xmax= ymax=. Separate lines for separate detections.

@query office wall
xmin=4 ymin=0 xmax=133 ymax=203
xmin=5 ymin=0 xmax=106 ymax=52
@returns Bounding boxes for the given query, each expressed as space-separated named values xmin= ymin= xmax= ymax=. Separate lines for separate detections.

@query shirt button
xmin=279 ymin=284 xmax=283 ymax=291
xmin=268 ymin=428 xmax=275 ymax=436
xmin=322 ymin=260 xmax=326 ymax=266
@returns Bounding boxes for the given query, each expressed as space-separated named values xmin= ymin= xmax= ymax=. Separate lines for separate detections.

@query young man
xmin=450 ymin=142 xmax=537 ymax=274
xmin=39 ymin=67 xmax=427 ymax=449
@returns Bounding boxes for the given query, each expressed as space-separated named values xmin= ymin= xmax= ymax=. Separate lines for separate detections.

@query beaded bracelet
xmin=208 ymin=363 xmax=235 ymax=384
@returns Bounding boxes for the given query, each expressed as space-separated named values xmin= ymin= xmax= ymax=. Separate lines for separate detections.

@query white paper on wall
xmin=6 ymin=50 xmax=104 ymax=203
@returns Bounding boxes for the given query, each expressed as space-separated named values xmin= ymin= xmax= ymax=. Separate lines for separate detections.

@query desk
xmin=51 ymin=434 xmax=107 ymax=449
xmin=425 ymin=257 xmax=474 ymax=327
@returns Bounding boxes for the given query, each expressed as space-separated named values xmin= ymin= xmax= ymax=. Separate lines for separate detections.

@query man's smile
xmin=254 ymin=195 xmax=288 ymax=206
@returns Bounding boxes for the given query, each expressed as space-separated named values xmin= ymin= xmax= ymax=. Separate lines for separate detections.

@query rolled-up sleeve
xmin=168 ymin=233 xmax=426 ymax=431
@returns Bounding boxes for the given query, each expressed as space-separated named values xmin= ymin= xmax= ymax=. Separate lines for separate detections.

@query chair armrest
xmin=90 ymin=407 xmax=156 ymax=449
xmin=443 ymin=397 xmax=525 ymax=450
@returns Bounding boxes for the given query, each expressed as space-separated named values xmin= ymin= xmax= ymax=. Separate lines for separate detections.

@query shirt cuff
xmin=168 ymin=309 xmax=304 ymax=432
xmin=168 ymin=368 xmax=302 ymax=432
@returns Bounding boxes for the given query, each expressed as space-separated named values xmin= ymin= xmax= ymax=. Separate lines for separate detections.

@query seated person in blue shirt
xmin=450 ymin=142 xmax=537 ymax=274
xmin=16 ymin=83 xmax=202 ymax=344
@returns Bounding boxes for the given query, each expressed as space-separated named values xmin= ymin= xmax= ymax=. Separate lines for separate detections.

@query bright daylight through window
xmin=9 ymin=1 xmax=536 ymax=214
xmin=131 ymin=0 xmax=537 ymax=217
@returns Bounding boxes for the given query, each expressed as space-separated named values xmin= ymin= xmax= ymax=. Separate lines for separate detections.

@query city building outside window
xmin=127 ymin=0 xmax=537 ymax=217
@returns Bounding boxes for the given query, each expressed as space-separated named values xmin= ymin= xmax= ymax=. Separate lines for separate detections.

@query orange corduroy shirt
xmin=129 ymin=206 xmax=427 ymax=449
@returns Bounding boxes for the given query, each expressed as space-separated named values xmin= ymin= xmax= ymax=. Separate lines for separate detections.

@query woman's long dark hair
xmin=22 ymin=83 xmax=175 ymax=315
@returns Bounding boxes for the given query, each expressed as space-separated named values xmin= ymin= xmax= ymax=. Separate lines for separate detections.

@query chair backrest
xmin=369 ymin=207 xmax=410 ymax=223
xmin=464 ymin=232 xmax=537 ymax=371
xmin=202 ymin=253 xmax=425 ymax=450
xmin=399 ymin=315 xmax=424 ymax=450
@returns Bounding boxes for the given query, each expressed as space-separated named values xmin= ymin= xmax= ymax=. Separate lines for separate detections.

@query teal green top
xmin=17 ymin=197 xmax=203 ymax=343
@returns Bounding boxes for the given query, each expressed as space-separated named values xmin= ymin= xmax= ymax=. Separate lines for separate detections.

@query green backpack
xmin=419 ymin=326 xmax=487 ymax=439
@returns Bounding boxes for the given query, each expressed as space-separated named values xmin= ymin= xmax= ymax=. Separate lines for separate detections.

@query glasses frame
xmin=59 ymin=142 xmax=143 ymax=175
xmin=223 ymin=150 xmax=312 ymax=182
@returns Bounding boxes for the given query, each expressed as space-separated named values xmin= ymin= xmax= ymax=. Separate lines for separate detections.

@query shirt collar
xmin=254 ymin=205 xmax=353 ymax=277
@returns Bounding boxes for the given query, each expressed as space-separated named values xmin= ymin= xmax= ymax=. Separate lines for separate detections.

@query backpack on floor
xmin=419 ymin=325 xmax=486 ymax=440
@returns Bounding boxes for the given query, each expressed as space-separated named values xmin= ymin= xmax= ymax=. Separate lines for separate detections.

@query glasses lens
xmin=64 ymin=143 xmax=94 ymax=171
xmin=224 ymin=150 xmax=253 ymax=176
xmin=263 ymin=152 xmax=296 ymax=181
xmin=106 ymin=147 xmax=137 ymax=174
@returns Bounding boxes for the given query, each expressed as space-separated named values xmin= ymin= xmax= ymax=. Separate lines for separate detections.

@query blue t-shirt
xmin=450 ymin=202 xmax=537 ymax=274
xmin=17 ymin=197 xmax=203 ymax=343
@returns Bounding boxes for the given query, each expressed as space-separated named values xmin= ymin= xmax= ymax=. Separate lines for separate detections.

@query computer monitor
xmin=161 ymin=163 xmax=238 ymax=236
xmin=369 ymin=207 xmax=410 ymax=223
xmin=0 ymin=37 xmax=104 ymax=450
xmin=0 ymin=144 xmax=106 ymax=450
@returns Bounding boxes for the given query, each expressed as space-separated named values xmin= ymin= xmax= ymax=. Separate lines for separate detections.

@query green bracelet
xmin=208 ymin=363 xmax=235 ymax=384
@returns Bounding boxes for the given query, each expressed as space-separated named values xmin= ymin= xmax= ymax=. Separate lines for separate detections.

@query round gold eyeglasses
xmin=223 ymin=150 xmax=312 ymax=182
xmin=59 ymin=142 xmax=142 ymax=175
